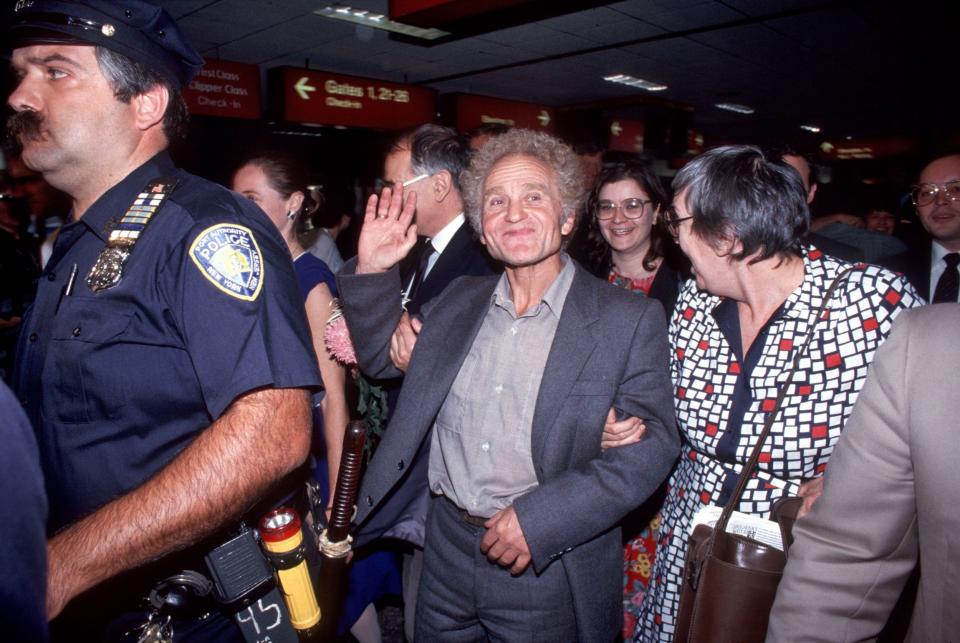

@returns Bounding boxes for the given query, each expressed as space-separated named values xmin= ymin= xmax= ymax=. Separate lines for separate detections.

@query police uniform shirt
xmin=12 ymin=151 xmax=321 ymax=533
xmin=0 ymin=380 xmax=47 ymax=643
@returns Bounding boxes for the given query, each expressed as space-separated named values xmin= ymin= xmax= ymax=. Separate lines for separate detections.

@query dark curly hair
xmin=583 ymin=158 xmax=669 ymax=275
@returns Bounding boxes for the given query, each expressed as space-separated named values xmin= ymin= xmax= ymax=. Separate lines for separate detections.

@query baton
xmin=315 ymin=420 xmax=367 ymax=636
xmin=326 ymin=420 xmax=367 ymax=545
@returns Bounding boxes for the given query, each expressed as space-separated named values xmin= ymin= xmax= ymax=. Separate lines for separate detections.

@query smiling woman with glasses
xmin=580 ymin=157 xmax=689 ymax=638
xmin=583 ymin=159 xmax=689 ymax=324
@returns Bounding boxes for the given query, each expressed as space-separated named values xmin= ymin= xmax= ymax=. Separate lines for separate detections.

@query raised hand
xmin=356 ymin=185 xmax=418 ymax=274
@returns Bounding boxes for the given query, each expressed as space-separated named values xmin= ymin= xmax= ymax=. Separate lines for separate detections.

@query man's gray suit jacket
xmin=767 ymin=304 xmax=960 ymax=642
xmin=338 ymin=259 xmax=679 ymax=642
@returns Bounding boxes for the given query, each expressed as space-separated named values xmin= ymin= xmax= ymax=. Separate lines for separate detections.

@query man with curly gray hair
xmin=461 ymin=128 xmax=586 ymax=238
xmin=338 ymin=128 xmax=679 ymax=642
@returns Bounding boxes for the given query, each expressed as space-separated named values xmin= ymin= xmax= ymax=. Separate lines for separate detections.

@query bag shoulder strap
xmin=715 ymin=265 xmax=859 ymax=532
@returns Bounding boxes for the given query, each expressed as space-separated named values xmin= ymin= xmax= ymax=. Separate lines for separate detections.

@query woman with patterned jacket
xmin=634 ymin=145 xmax=922 ymax=642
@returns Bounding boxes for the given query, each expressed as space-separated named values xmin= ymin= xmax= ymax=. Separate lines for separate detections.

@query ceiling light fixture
xmin=315 ymin=4 xmax=450 ymax=40
xmin=603 ymin=74 xmax=668 ymax=92
xmin=800 ymin=124 xmax=821 ymax=133
xmin=715 ymin=103 xmax=755 ymax=115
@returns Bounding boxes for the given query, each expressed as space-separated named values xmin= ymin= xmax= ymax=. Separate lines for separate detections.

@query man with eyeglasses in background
xmin=365 ymin=123 xmax=498 ymax=641
xmin=889 ymin=154 xmax=960 ymax=303
xmin=379 ymin=123 xmax=498 ymax=317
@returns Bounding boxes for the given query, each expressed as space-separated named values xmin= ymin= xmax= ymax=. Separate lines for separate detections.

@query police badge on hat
xmin=189 ymin=223 xmax=264 ymax=301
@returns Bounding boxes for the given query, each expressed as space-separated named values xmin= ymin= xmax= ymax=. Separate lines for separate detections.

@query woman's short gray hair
xmin=461 ymin=129 xmax=584 ymax=236
xmin=672 ymin=145 xmax=809 ymax=263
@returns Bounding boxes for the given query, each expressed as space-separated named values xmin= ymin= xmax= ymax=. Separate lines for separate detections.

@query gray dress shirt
xmin=429 ymin=256 xmax=576 ymax=517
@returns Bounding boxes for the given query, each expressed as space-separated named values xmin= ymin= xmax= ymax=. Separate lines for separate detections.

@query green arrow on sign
xmin=294 ymin=76 xmax=316 ymax=100
xmin=537 ymin=110 xmax=550 ymax=127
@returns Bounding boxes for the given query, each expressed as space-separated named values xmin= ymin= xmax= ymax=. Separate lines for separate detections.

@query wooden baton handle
xmin=327 ymin=420 xmax=367 ymax=543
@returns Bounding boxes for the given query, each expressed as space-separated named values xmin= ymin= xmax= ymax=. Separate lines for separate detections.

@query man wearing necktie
xmin=890 ymin=154 xmax=960 ymax=303
xmin=384 ymin=124 xmax=499 ymax=317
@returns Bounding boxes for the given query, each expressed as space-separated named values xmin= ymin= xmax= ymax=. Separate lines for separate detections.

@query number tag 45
xmin=234 ymin=588 xmax=299 ymax=643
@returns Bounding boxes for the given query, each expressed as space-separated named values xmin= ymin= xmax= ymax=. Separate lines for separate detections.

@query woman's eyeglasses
xmin=662 ymin=206 xmax=693 ymax=239
xmin=595 ymin=198 xmax=653 ymax=220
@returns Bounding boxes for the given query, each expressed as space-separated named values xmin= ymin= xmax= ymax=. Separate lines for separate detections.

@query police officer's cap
xmin=8 ymin=0 xmax=203 ymax=89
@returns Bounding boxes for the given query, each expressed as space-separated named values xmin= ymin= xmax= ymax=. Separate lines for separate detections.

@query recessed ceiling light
xmin=715 ymin=103 xmax=755 ymax=115
xmin=603 ymin=74 xmax=668 ymax=92
xmin=315 ymin=4 xmax=450 ymax=40
xmin=800 ymin=125 xmax=821 ymax=133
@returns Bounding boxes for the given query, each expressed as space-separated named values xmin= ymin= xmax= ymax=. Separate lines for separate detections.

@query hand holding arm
xmin=600 ymin=407 xmax=646 ymax=451
xmin=797 ymin=476 xmax=824 ymax=519
xmin=356 ymin=186 xmax=418 ymax=274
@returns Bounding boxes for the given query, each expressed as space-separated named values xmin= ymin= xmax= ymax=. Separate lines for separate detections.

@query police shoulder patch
xmin=189 ymin=223 xmax=264 ymax=301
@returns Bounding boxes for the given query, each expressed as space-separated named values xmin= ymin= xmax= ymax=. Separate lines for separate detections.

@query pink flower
xmin=324 ymin=300 xmax=357 ymax=366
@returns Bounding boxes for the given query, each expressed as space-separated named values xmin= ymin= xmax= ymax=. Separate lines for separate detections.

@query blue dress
xmin=294 ymin=252 xmax=337 ymax=301
xmin=294 ymin=252 xmax=401 ymax=635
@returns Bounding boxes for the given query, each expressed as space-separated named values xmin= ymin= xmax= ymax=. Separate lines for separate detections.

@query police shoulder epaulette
xmin=86 ymin=177 xmax=178 ymax=292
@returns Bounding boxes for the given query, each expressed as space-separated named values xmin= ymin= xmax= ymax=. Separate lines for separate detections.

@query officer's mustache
xmin=6 ymin=110 xmax=44 ymax=148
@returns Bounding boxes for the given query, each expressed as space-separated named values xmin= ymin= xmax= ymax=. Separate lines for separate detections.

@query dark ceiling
xmin=148 ymin=0 xmax=948 ymax=149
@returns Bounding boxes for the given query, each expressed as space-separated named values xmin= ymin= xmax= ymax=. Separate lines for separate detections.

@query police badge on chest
xmin=86 ymin=178 xmax=178 ymax=293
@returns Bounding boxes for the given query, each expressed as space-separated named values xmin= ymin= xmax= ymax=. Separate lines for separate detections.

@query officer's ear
xmin=132 ymin=83 xmax=169 ymax=133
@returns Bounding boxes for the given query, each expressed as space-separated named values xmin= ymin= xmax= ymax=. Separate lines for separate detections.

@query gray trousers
xmin=414 ymin=496 xmax=577 ymax=642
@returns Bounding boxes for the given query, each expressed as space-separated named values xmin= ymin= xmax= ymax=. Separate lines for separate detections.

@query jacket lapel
xmin=415 ymin=223 xmax=472 ymax=307
xmin=411 ymin=277 xmax=496 ymax=430
xmin=530 ymin=266 xmax=601 ymax=465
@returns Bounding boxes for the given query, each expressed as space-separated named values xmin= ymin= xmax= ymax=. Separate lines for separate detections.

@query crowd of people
xmin=2 ymin=2 xmax=959 ymax=643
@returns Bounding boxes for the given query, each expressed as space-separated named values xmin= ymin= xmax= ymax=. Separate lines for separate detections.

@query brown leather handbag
xmin=673 ymin=478 xmax=801 ymax=642
xmin=673 ymin=267 xmax=855 ymax=643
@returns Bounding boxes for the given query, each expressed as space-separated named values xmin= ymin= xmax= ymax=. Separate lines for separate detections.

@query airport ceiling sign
xmin=274 ymin=67 xmax=436 ymax=130
xmin=182 ymin=59 xmax=261 ymax=119
xmin=609 ymin=119 xmax=645 ymax=153
xmin=451 ymin=94 xmax=556 ymax=133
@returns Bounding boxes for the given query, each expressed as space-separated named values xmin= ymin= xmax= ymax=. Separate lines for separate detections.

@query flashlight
xmin=259 ymin=507 xmax=321 ymax=635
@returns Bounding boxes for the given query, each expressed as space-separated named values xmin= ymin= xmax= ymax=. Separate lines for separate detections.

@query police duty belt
xmin=87 ymin=177 xmax=179 ymax=293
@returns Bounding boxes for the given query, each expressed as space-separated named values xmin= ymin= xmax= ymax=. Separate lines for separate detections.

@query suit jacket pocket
xmin=569 ymin=380 xmax=616 ymax=397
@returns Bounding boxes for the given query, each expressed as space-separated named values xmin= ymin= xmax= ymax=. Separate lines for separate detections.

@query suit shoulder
xmin=453 ymin=228 xmax=498 ymax=276
xmin=897 ymin=304 xmax=960 ymax=344
xmin=592 ymin=271 xmax=665 ymax=316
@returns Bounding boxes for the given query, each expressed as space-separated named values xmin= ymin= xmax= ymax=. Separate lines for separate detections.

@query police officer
xmin=6 ymin=2 xmax=321 ymax=640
